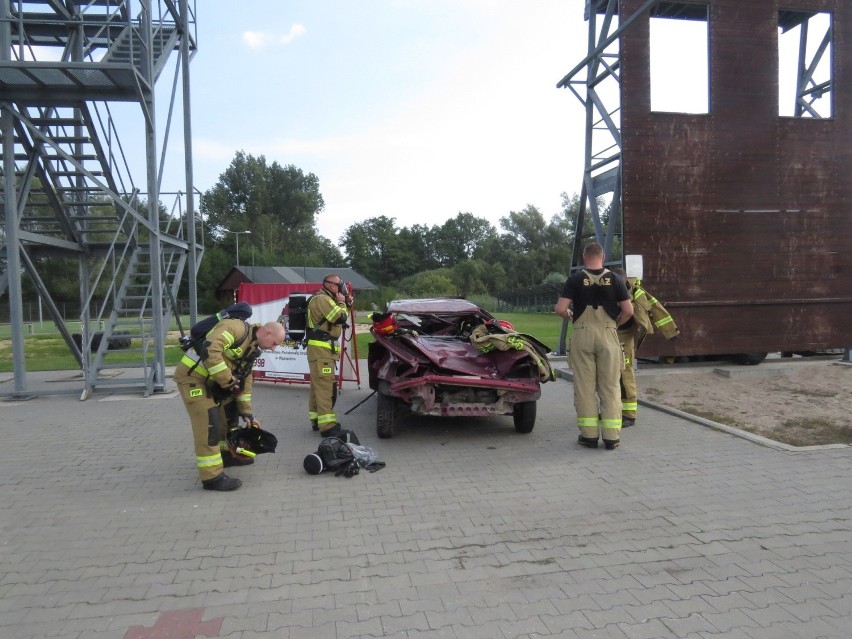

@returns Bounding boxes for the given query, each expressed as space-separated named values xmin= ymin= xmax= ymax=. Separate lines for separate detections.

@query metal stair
xmin=101 ymin=23 xmax=180 ymax=83
xmin=1 ymin=1 xmax=199 ymax=399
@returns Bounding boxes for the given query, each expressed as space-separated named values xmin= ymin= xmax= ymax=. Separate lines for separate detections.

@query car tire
xmin=513 ymin=401 xmax=536 ymax=434
xmin=377 ymin=392 xmax=396 ymax=439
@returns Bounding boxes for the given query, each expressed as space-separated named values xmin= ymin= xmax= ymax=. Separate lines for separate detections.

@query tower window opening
xmin=778 ymin=11 xmax=832 ymax=118
xmin=650 ymin=3 xmax=709 ymax=114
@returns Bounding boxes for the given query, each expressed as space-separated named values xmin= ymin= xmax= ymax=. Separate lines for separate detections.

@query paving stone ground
xmin=1 ymin=361 xmax=851 ymax=638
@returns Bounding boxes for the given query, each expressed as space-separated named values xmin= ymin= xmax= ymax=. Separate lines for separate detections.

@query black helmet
xmin=226 ymin=427 xmax=278 ymax=461
xmin=303 ymin=453 xmax=324 ymax=475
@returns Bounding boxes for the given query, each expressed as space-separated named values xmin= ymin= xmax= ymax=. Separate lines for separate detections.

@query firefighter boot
xmin=311 ymin=419 xmax=319 ymax=432
xmin=622 ymin=417 xmax=636 ymax=428
xmin=604 ymin=439 xmax=621 ymax=450
xmin=202 ymin=473 xmax=242 ymax=492
xmin=321 ymin=422 xmax=342 ymax=437
xmin=578 ymin=435 xmax=599 ymax=449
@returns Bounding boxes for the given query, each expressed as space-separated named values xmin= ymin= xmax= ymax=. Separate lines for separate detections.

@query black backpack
xmin=180 ymin=302 xmax=253 ymax=356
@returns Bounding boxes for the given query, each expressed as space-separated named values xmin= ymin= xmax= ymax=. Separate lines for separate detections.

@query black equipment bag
xmin=303 ymin=430 xmax=360 ymax=475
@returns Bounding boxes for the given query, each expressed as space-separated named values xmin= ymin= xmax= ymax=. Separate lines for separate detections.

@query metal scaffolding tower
xmin=1 ymin=0 xmax=200 ymax=398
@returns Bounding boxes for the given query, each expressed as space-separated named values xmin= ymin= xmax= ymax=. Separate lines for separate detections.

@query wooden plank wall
xmin=619 ymin=0 xmax=852 ymax=356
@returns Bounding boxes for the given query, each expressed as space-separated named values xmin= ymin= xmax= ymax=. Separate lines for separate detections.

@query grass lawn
xmin=0 ymin=312 xmax=569 ymax=373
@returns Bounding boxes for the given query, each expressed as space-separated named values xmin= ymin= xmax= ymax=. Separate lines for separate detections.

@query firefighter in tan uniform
xmin=175 ymin=320 xmax=285 ymax=491
xmin=612 ymin=268 xmax=680 ymax=427
xmin=306 ymin=274 xmax=353 ymax=435
xmin=556 ymin=243 xmax=633 ymax=449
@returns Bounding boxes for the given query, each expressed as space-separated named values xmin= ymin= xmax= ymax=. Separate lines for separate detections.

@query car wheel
xmin=377 ymin=392 xmax=396 ymax=439
xmin=513 ymin=401 xmax=536 ymax=433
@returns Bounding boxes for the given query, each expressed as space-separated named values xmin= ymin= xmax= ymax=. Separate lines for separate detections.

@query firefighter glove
xmin=241 ymin=414 xmax=261 ymax=428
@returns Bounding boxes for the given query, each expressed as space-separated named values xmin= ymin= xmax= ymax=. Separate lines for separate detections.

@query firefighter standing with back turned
xmin=306 ymin=274 xmax=354 ymax=435
xmin=611 ymin=267 xmax=680 ymax=427
xmin=556 ymin=242 xmax=633 ymax=450
xmin=175 ymin=320 xmax=285 ymax=491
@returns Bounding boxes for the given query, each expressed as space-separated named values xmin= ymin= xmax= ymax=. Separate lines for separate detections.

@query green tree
xmin=541 ymin=271 xmax=568 ymax=285
xmin=200 ymin=151 xmax=329 ymax=265
xmin=338 ymin=216 xmax=401 ymax=288
xmin=499 ymin=204 xmax=549 ymax=252
xmin=397 ymin=224 xmax=441 ymax=273
xmin=450 ymin=259 xmax=488 ymax=298
xmin=434 ymin=212 xmax=497 ymax=266
xmin=397 ymin=270 xmax=456 ymax=297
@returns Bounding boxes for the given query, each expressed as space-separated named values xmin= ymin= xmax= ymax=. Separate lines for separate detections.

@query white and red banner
xmin=236 ymin=283 xmax=361 ymax=388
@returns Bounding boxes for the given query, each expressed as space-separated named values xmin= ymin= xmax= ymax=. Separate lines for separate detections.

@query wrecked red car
xmin=367 ymin=298 xmax=554 ymax=438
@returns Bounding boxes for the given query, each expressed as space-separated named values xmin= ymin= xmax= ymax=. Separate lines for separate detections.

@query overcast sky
xmin=161 ymin=1 xmax=591 ymax=242
xmin=143 ymin=3 xmax=826 ymax=245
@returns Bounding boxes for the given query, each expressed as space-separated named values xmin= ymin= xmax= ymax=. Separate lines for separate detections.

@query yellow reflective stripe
xmin=655 ymin=316 xmax=674 ymax=327
xmin=324 ymin=305 xmax=346 ymax=323
xmin=601 ymin=419 xmax=622 ymax=430
xmin=633 ymin=289 xmax=646 ymax=302
xmin=197 ymin=453 xmax=222 ymax=468
xmin=577 ymin=417 xmax=598 ymax=427
xmin=208 ymin=361 xmax=228 ymax=375
xmin=181 ymin=353 xmax=207 ymax=370
xmin=308 ymin=411 xmax=318 ymax=420
xmin=307 ymin=339 xmax=333 ymax=350
xmin=317 ymin=413 xmax=337 ymax=425
xmin=622 ymin=402 xmax=637 ymax=411
xmin=221 ymin=330 xmax=235 ymax=345
xmin=236 ymin=394 xmax=251 ymax=403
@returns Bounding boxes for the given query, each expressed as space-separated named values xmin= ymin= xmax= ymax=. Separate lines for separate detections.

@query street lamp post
xmin=225 ymin=229 xmax=251 ymax=266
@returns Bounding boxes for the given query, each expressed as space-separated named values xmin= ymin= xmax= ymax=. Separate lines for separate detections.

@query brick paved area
xmin=1 ymin=364 xmax=850 ymax=638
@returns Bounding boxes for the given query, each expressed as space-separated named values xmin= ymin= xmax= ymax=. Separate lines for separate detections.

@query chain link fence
xmin=494 ymin=283 xmax=562 ymax=313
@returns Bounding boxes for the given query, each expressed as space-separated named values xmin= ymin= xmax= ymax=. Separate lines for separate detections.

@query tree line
xmin=5 ymin=151 xmax=607 ymax=317
xmin=195 ymin=151 xmax=609 ymax=311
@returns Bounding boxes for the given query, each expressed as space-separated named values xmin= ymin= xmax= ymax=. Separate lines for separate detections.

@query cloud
xmin=242 ymin=23 xmax=305 ymax=49
xmin=281 ymin=23 xmax=306 ymax=44
xmin=242 ymin=31 xmax=272 ymax=49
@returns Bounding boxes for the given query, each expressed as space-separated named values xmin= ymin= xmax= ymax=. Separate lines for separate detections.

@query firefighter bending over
xmin=556 ymin=242 xmax=633 ymax=450
xmin=175 ymin=320 xmax=285 ymax=491
xmin=306 ymin=274 xmax=354 ymax=435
